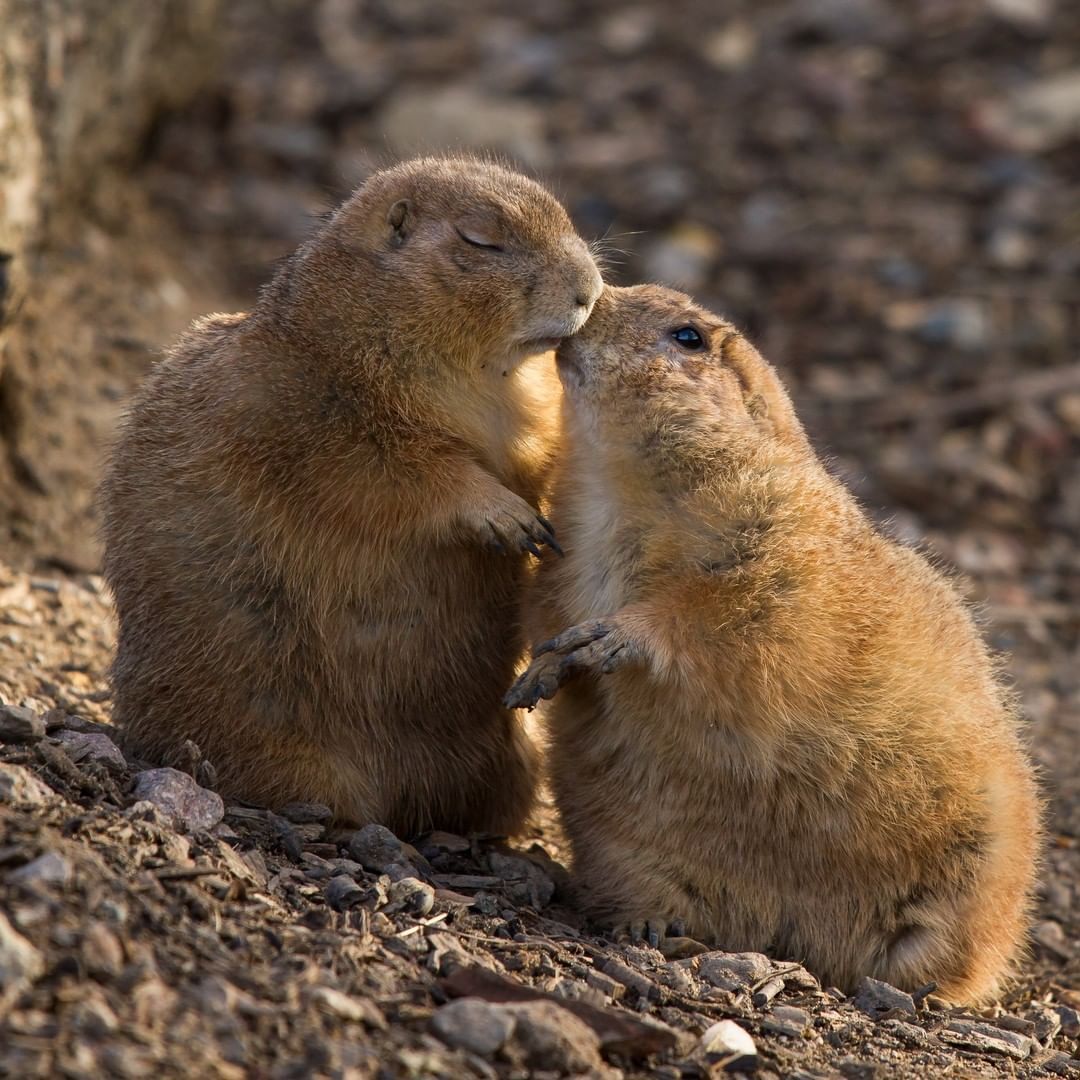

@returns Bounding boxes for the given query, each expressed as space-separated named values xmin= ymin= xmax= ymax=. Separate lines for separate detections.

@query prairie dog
xmin=507 ymin=284 xmax=1041 ymax=1003
xmin=102 ymin=157 xmax=603 ymax=835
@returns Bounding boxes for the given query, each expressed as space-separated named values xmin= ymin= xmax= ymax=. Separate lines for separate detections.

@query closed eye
xmin=671 ymin=326 xmax=706 ymax=351
xmin=456 ymin=227 xmax=504 ymax=252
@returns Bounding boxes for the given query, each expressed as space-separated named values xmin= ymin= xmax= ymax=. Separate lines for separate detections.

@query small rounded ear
xmin=388 ymin=199 xmax=411 ymax=245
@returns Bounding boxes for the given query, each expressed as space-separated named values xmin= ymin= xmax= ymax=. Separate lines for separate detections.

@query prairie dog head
xmin=556 ymin=284 xmax=806 ymax=472
xmin=320 ymin=156 xmax=603 ymax=369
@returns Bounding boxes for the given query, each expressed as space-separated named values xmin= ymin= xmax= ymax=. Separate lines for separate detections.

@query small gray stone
xmin=762 ymin=1004 xmax=811 ymax=1038
xmin=9 ymin=851 xmax=72 ymax=887
xmin=130 ymin=768 xmax=225 ymax=833
xmin=308 ymin=986 xmax=386 ymax=1028
xmin=503 ymin=1000 xmax=604 ymax=1073
xmin=487 ymin=851 xmax=555 ymax=909
xmin=585 ymin=968 xmax=624 ymax=1000
xmin=54 ymin=731 xmax=126 ymax=773
xmin=0 ymin=911 xmax=44 ymax=990
xmin=852 ymin=977 xmax=917 ymax=1019
xmin=430 ymin=997 xmax=516 ymax=1058
xmin=700 ymin=1019 xmax=758 ymax=1070
xmin=1041 ymin=1049 xmax=1080 ymax=1076
xmin=349 ymin=824 xmax=407 ymax=874
xmin=0 ymin=704 xmax=45 ymax=744
xmin=1025 ymin=1003 xmax=1062 ymax=1044
xmin=940 ymin=1019 xmax=1034 ymax=1059
xmin=385 ymin=877 xmax=434 ymax=916
xmin=698 ymin=951 xmax=773 ymax=992
xmin=323 ymin=875 xmax=364 ymax=911
xmin=601 ymin=958 xmax=662 ymax=1000
xmin=1055 ymin=1004 xmax=1080 ymax=1039
xmin=0 ymin=764 xmax=54 ymax=806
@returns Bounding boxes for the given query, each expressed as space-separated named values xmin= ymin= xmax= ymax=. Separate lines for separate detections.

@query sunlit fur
xmin=101 ymin=156 xmax=602 ymax=835
xmin=523 ymin=284 xmax=1042 ymax=1004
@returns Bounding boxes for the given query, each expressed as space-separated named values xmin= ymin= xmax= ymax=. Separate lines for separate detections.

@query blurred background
xmin=0 ymin=0 xmax=1077 ymax=932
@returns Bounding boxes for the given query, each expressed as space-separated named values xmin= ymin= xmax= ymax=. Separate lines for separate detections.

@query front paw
xmin=467 ymin=491 xmax=562 ymax=559
xmin=503 ymin=618 xmax=637 ymax=710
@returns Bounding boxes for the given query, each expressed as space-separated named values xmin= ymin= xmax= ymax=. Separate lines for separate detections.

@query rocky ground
xmin=0 ymin=564 xmax=1078 ymax=1078
xmin=2 ymin=0 xmax=1078 ymax=1076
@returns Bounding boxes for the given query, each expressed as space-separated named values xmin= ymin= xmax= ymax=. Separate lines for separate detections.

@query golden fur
xmin=102 ymin=156 xmax=602 ymax=835
xmin=508 ymin=284 xmax=1042 ymax=1003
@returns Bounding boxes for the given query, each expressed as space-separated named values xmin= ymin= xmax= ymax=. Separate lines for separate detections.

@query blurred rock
xmin=503 ymin=1000 xmax=604 ymax=1074
xmin=130 ymin=768 xmax=225 ymax=833
xmin=983 ymin=0 xmax=1054 ymax=28
xmin=0 ymin=704 xmax=45 ymax=743
xmin=702 ymin=21 xmax=758 ymax=71
xmin=430 ymin=997 xmax=516 ymax=1058
xmin=979 ymin=70 xmax=1080 ymax=153
xmin=0 ymin=764 xmax=54 ymax=806
xmin=9 ymin=852 xmax=72 ymax=888
xmin=0 ymin=911 xmax=44 ymax=991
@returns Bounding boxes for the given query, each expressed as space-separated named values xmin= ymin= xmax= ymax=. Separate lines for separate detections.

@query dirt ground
xmin=1 ymin=0 xmax=1078 ymax=1076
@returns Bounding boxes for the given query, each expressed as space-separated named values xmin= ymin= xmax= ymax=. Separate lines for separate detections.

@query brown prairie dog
xmin=507 ymin=283 xmax=1041 ymax=1003
xmin=102 ymin=156 xmax=602 ymax=835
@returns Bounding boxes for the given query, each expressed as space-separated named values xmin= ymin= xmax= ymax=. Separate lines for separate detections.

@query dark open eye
xmin=456 ymin=227 xmax=503 ymax=252
xmin=671 ymin=326 xmax=705 ymax=351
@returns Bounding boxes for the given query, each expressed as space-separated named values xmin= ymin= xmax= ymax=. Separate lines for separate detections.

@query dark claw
xmin=487 ymin=523 xmax=507 ymax=555
xmin=538 ymin=513 xmax=556 ymax=534
xmin=670 ymin=918 xmax=687 ymax=937
xmin=600 ymin=644 xmax=626 ymax=673
xmin=545 ymin=532 xmax=565 ymax=558
xmin=522 ymin=538 xmax=544 ymax=559
xmin=648 ymin=927 xmax=661 ymax=949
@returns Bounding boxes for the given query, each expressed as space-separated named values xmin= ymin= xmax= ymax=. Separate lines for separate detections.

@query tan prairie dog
xmin=506 ymin=284 xmax=1041 ymax=1003
xmin=102 ymin=156 xmax=603 ymax=835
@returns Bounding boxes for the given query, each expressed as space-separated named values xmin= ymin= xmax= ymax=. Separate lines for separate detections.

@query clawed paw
xmin=479 ymin=495 xmax=562 ymax=559
xmin=503 ymin=618 xmax=637 ymax=710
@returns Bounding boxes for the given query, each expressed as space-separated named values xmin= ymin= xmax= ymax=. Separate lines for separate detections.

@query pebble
xmin=0 ymin=764 xmax=54 ymax=806
xmin=9 ymin=852 xmax=73 ymax=888
xmin=600 ymin=957 xmax=662 ymax=1000
xmin=0 ymin=703 xmax=45 ymax=743
xmin=980 ymin=70 xmax=1080 ymax=153
xmin=762 ymin=1004 xmax=812 ymax=1038
xmin=384 ymin=876 xmax=434 ymax=917
xmin=349 ymin=824 xmax=408 ymax=874
xmin=80 ymin=922 xmax=125 ymax=980
xmin=940 ymin=1019 xmax=1034 ymax=1059
xmin=502 ymin=1000 xmax=604 ymax=1074
xmin=700 ymin=1019 xmax=758 ymax=1070
xmin=585 ymin=968 xmax=625 ymax=1000
xmin=697 ymin=951 xmax=773 ymax=992
xmin=487 ymin=851 xmax=555 ymax=909
xmin=308 ymin=986 xmax=386 ymax=1028
xmin=1055 ymin=1004 xmax=1080 ymax=1039
xmin=852 ymin=976 xmax=917 ymax=1019
xmin=130 ymin=768 xmax=225 ymax=833
xmin=430 ymin=997 xmax=517 ymax=1058
xmin=54 ymin=731 xmax=126 ymax=773
xmin=0 ymin=911 xmax=44 ymax=990
xmin=323 ymin=875 xmax=365 ymax=911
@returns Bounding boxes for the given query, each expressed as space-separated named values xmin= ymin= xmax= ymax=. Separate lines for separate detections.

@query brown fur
xmin=101 ymin=156 xmax=602 ymax=836
xmin=508 ymin=284 xmax=1042 ymax=1003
